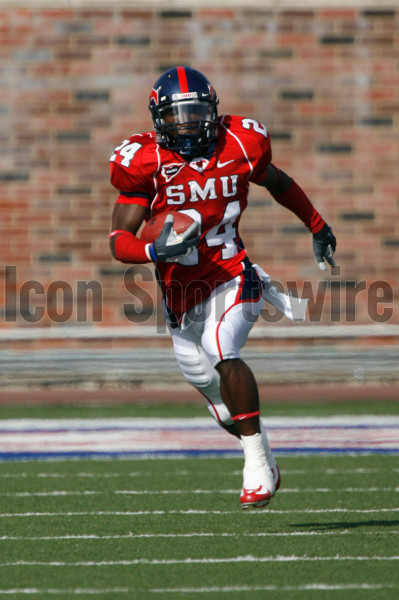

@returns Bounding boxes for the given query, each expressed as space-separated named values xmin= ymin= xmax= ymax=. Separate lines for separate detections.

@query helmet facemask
xmin=150 ymin=98 xmax=219 ymax=158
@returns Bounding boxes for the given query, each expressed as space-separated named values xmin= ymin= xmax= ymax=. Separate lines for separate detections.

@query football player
xmin=109 ymin=66 xmax=336 ymax=509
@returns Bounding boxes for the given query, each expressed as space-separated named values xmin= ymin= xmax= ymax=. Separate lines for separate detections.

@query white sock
xmin=259 ymin=420 xmax=276 ymax=467
xmin=240 ymin=433 xmax=267 ymax=471
xmin=240 ymin=433 xmax=274 ymax=492
xmin=239 ymin=424 xmax=275 ymax=466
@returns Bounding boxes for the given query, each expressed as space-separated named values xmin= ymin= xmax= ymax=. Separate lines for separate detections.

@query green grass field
xmin=0 ymin=400 xmax=398 ymax=599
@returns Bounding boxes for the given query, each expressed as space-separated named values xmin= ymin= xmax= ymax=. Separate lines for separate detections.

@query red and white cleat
xmin=240 ymin=463 xmax=281 ymax=510
xmin=240 ymin=484 xmax=273 ymax=509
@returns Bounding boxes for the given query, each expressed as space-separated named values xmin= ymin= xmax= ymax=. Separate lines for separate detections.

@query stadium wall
xmin=0 ymin=2 xmax=398 ymax=330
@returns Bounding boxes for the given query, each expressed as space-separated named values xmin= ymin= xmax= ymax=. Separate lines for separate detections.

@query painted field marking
xmin=0 ymin=491 xmax=99 ymax=497
xmin=0 ymin=467 xmax=394 ymax=479
xmin=150 ymin=583 xmax=395 ymax=593
xmin=1 ymin=530 xmax=398 ymax=541
xmin=1 ymin=416 xmax=398 ymax=458
xmin=0 ymin=486 xmax=397 ymax=498
xmin=0 ymin=588 xmax=130 ymax=595
xmin=0 ymin=584 xmax=394 ymax=594
xmin=0 ymin=472 xmax=138 ymax=479
xmin=114 ymin=487 xmax=398 ymax=494
xmin=1 ymin=507 xmax=399 ymax=518
xmin=1 ymin=555 xmax=399 ymax=566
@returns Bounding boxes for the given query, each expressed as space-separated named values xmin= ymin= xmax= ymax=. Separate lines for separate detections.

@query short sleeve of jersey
xmin=222 ymin=115 xmax=272 ymax=185
xmin=109 ymin=133 xmax=157 ymax=207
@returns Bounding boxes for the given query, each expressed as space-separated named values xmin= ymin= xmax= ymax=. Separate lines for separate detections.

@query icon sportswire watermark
xmin=1 ymin=265 xmax=396 ymax=326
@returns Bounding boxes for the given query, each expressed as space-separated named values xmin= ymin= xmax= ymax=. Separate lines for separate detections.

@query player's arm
xmin=109 ymin=203 xmax=200 ymax=264
xmin=258 ymin=163 xmax=336 ymax=271
xmin=109 ymin=137 xmax=199 ymax=264
xmin=109 ymin=203 xmax=152 ymax=263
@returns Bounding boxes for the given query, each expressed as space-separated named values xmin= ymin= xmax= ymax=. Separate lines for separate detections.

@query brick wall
xmin=1 ymin=6 xmax=398 ymax=328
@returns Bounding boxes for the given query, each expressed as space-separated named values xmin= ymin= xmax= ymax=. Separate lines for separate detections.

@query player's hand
xmin=312 ymin=224 xmax=337 ymax=271
xmin=150 ymin=214 xmax=200 ymax=262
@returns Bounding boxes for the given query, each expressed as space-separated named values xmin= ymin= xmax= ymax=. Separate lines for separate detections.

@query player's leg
xmin=216 ymin=358 xmax=260 ymax=436
xmin=170 ymin=325 xmax=278 ymax=479
xmin=200 ymin=264 xmax=280 ymax=508
xmin=166 ymin=317 xmax=240 ymax=438
xmin=215 ymin=358 xmax=280 ymax=493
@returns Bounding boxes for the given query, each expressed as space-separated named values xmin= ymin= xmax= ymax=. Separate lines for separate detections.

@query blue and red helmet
xmin=149 ymin=66 xmax=219 ymax=158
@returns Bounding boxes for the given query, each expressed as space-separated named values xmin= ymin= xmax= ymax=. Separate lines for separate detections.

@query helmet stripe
xmin=176 ymin=66 xmax=189 ymax=94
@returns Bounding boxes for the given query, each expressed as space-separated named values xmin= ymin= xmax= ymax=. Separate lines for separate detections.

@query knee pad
xmin=174 ymin=349 xmax=233 ymax=427
xmin=174 ymin=350 xmax=219 ymax=391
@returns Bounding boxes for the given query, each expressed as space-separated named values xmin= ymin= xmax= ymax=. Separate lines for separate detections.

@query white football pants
xmin=165 ymin=263 xmax=264 ymax=427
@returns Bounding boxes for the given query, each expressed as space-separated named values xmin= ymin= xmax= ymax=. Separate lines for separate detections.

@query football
xmin=140 ymin=211 xmax=196 ymax=243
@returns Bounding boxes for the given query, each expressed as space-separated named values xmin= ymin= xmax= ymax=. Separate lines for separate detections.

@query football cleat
xmin=240 ymin=463 xmax=281 ymax=510
xmin=240 ymin=484 xmax=273 ymax=509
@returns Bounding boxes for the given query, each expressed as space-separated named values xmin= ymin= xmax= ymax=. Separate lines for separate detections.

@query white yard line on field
xmin=1 ymin=507 xmax=399 ymax=517
xmin=243 ymin=468 xmax=396 ymax=475
xmin=114 ymin=487 xmax=398 ymax=494
xmin=0 ymin=584 xmax=395 ymax=594
xmin=1 ymin=555 xmax=399 ymax=567
xmin=0 ymin=472 xmax=142 ymax=479
xmin=150 ymin=583 xmax=396 ymax=593
xmin=0 ymin=588 xmax=130 ymax=595
xmin=0 ymin=486 xmax=397 ymax=498
xmin=0 ymin=467 xmax=395 ymax=478
xmin=0 ymin=491 xmax=99 ymax=497
xmin=1 ymin=530 xmax=398 ymax=542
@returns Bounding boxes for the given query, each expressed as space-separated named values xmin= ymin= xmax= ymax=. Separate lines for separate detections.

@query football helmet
xmin=149 ymin=66 xmax=219 ymax=158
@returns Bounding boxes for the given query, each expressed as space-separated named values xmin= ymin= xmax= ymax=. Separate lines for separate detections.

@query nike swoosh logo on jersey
xmin=217 ymin=160 xmax=234 ymax=168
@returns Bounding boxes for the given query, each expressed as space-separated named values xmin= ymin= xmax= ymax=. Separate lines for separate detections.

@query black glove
xmin=312 ymin=223 xmax=337 ymax=271
xmin=150 ymin=214 xmax=200 ymax=262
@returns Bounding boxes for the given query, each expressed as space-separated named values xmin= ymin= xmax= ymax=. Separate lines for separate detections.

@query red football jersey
xmin=110 ymin=115 xmax=272 ymax=318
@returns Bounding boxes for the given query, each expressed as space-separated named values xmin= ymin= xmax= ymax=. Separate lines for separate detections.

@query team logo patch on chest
xmin=189 ymin=158 xmax=209 ymax=173
xmin=161 ymin=163 xmax=186 ymax=182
